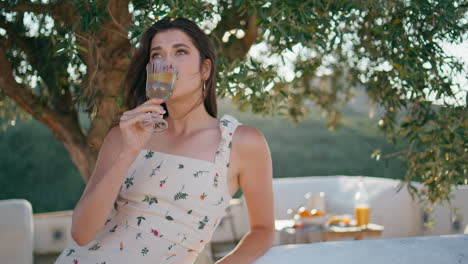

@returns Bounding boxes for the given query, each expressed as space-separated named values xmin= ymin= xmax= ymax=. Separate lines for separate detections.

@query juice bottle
xmin=354 ymin=177 xmax=370 ymax=227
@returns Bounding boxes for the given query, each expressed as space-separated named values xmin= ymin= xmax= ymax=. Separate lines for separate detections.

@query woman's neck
xmin=164 ymin=96 xmax=216 ymax=136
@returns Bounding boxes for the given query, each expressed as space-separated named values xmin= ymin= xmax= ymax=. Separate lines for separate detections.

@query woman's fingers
xmin=119 ymin=98 xmax=165 ymax=128
xmin=142 ymin=98 xmax=164 ymax=105
xmin=120 ymin=112 xmax=152 ymax=128
xmin=122 ymin=104 xmax=166 ymax=119
xmin=134 ymin=104 xmax=166 ymax=115
xmin=125 ymin=104 xmax=165 ymax=116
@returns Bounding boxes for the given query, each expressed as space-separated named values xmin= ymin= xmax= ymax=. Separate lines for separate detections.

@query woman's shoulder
xmin=234 ymin=125 xmax=267 ymax=149
xmin=218 ymin=114 xmax=265 ymax=142
xmin=228 ymin=120 xmax=271 ymax=172
xmin=221 ymin=118 xmax=268 ymax=156
xmin=99 ymin=125 xmax=124 ymax=153
xmin=106 ymin=125 xmax=123 ymax=142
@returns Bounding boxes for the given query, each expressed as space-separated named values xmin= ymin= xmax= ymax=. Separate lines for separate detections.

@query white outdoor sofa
xmin=210 ymin=175 xmax=468 ymax=263
xmin=1 ymin=176 xmax=467 ymax=264
xmin=253 ymin=234 xmax=468 ymax=264
xmin=212 ymin=175 xmax=468 ymax=243
xmin=0 ymin=199 xmax=34 ymax=264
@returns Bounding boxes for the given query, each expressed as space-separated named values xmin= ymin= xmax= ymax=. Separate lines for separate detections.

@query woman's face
xmin=149 ymin=29 xmax=210 ymax=101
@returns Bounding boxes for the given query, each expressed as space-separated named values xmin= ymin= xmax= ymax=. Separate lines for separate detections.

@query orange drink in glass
xmin=355 ymin=206 xmax=370 ymax=226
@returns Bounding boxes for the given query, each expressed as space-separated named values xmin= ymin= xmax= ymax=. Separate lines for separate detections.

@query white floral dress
xmin=54 ymin=114 xmax=241 ymax=264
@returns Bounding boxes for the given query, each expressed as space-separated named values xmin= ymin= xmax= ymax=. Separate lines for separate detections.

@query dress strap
xmin=215 ymin=114 xmax=242 ymax=174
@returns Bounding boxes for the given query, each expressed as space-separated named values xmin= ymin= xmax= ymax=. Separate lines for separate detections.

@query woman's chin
xmin=165 ymin=91 xmax=177 ymax=100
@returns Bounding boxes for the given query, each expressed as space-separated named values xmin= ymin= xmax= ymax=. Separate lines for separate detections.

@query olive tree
xmin=0 ymin=0 xmax=466 ymax=210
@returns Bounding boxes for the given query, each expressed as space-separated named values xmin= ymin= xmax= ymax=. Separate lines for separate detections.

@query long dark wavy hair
xmin=117 ymin=17 xmax=217 ymax=127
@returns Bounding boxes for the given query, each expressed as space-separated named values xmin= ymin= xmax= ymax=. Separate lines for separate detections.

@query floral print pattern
xmin=54 ymin=114 xmax=241 ymax=264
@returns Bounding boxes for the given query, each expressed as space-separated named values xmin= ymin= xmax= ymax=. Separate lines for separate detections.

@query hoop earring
xmin=202 ymin=82 xmax=206 ymax=97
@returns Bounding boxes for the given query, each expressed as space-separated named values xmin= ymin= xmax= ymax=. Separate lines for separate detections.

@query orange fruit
xmin=298 ymin=206 xmax=312 ymax=217
xmin=299 ymin=211 xmax=312 ymax=217
xmin=312 ymin=211 xmax=325 ymax=216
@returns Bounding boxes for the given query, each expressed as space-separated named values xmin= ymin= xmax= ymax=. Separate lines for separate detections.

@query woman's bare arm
xmin=71 ymin=98 xmax=165 ymax=246
xmin=216 ymin=126 xmax=275 ymax=264
xmin=71 ymin=127 xmax=139 ymax=246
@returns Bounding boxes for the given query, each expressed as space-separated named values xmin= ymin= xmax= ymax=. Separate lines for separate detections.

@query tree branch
xmin=0 ymin=37 xmax=92 ymax=180
xmin=0 ymin=38 xmax=57 ymax=123
xmin=210 ymin=5 xmax=259 ymax=60
xmin=0 ymin=36 xmax=77 ymax=134
xmin=0 ymin=20 xmax=76 ymax=115
xmin=2 ymin=0 xmax=133 ymax=182
xmin=2 ymin=0 xmax=78 ymax=26
xmin=106 ymin=0 xmax=127 ymax=34
xmin=381 ymin=150 xmax=408 ymax=159
xmin=3 ymin=0 xmax=53 ymax=13
xmin=76 ymin=0 xmax=132 ymax=110
xmin=240 ymin=14 xmax=259 ymax=54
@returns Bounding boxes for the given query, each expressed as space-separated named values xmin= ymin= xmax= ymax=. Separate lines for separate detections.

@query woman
xmin=55 ymin=17 xmax=274 ymax=264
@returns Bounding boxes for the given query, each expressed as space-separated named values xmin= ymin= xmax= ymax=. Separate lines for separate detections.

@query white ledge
xmin=254 ymin=235 xmax=468 ymax=264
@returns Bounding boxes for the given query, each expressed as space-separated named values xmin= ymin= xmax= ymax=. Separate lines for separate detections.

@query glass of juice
xmin=354 ymin=177 xmax=370 ymax=227
xmin=141 ymin=59 xmax=177 ymax=132
xmin=355 ymin=205 xmax=370 ymax=227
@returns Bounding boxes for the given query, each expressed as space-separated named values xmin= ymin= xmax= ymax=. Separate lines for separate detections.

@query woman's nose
xmin=163 ymin=55 xmax=176 ymax=67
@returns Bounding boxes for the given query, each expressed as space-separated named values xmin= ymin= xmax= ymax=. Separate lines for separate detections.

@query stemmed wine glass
xmin=140 ymin=59 xmax=177 ymax=133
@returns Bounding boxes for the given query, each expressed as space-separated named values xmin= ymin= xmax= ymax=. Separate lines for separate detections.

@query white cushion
xmin=0 ymin=199 xmax=33 ymax=264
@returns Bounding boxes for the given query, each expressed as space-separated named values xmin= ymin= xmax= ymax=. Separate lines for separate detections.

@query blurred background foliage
xmin=0 ymin=0 xmax=466 ymax=211
xmin=0 ymin=96 xmax=407 ymax=213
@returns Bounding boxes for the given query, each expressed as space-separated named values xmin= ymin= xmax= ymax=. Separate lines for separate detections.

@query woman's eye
xmin=151 ymin=53 xmax=162 ymax=59
xmin=176 ymin=49 xmax=187 ymax=55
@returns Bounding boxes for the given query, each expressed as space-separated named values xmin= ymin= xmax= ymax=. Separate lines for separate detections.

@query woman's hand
xmin=119 ymin=98 xmax=165 ymax=154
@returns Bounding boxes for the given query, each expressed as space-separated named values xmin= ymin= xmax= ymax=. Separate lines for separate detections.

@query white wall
xmin=271 ymin=176 xmax=425 ymax=238
xmin=423 ymin=185 xmax=468 ymax=236
xmin=33 ymin=211 xmax=73 ymax=254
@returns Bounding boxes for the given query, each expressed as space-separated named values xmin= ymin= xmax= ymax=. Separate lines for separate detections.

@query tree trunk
xmin=0 ymin=39 xmax=93 ymax=180
xmin=1 ymin=0 xmax=259 ymax=183
xmin=0 ymin=0 xmax=132 ymax=183
xmin=80 ymin=0 xmax=132 ymax=182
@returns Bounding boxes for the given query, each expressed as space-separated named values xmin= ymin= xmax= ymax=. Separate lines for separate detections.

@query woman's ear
xmin=201 ymin=59 xmax=212 ymax=81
